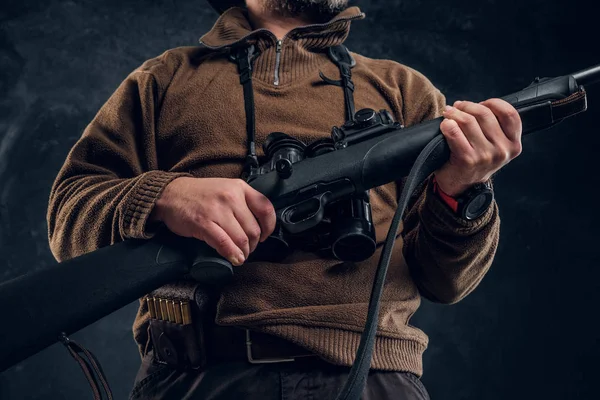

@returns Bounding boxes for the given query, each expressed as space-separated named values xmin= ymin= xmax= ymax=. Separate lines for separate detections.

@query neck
xmin=245 ymin=2 xmax=313 ymax=40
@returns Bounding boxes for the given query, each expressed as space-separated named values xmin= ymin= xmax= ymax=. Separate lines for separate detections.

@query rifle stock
xmin=0 ymin=64 xmax=598 ymax=372
xmin=0 ymin=232 xmax=232 ymax=372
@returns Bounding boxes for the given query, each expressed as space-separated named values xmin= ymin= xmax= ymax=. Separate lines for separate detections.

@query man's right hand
xmin=150 ymin=177 xmax=277 ymax=266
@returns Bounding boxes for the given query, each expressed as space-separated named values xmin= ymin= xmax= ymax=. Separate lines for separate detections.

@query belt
xmin=146 ymin=294 xmax=318 ymax=368
xmin=206 ymin=325 xmax=318 ymax=365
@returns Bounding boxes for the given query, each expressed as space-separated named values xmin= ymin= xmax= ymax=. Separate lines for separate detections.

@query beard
xmin=262 ymin=0 xmax=350 ymax=23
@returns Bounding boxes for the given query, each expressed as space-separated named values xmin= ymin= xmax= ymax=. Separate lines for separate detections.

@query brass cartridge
xmin=159 ymin=298 xmax=168 ymax=322
xmin=173 ymin=301 xmax=183 ymax=324
xmin=147 ymin=297 xmax=156 ymax=319
xmin=154 ymin=298 xmax=163 ymax=320
xmin=166 ymin=300 xmax=175 ymax=323
xmin=181 ymin=301 xmax=192 ymax=325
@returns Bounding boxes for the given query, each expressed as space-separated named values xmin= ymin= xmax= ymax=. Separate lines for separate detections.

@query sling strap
xmin=229 ymin=44 xmax=260 ymax=179
xmin=60 ymin=332 xmax=113 ymax=400
xmin=320 ymin=45 xmax=357 ymax=123
xmin=334 ymin=136 xmax=448 ymax=400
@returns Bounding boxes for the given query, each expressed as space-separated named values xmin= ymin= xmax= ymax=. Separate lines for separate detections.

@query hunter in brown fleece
xmin=46 ymin=6 xmax=499 ymax=376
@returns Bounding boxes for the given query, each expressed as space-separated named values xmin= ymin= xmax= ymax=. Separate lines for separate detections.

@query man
xmin=46 ymin=0 xmax=522 ymax=398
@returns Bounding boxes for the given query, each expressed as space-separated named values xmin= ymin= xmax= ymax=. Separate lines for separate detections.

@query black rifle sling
xmin=318 ymin=45 xmax=440 ymax=400
xmin=334 ymin=138 xmax=448 ymax=400
xmin=320 ymin=45 xmax=357 ymax=122
xmin=230 ymin=44 xmax=260 ymax=179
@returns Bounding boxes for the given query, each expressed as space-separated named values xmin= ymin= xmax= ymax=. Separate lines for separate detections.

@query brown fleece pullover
xmin=46 ymin=7 xmax=499 ymax=376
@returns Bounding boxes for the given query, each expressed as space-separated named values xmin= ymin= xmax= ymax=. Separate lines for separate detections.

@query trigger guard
xmin=279 ymin=192 xmax=331 ymax=234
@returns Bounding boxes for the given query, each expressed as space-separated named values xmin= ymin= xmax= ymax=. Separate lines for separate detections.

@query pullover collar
xmin=199 ymin=6 xmax=365 ymax=86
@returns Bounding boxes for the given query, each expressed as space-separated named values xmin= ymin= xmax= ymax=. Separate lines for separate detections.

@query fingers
xmin=480 ymin=98 xmax=523 ymax=144
xmin=440 ymin=117 xmax=473 ymax=159
xmin=215 ymin=213 xmax=250 ymax=260
xmin=199 ymin=181 xmax=276 ymax=265
xmin=161 ymin=177 xmax=277 ymax=266
xmin=243 ymin=184 xmax=277 ymax=243
xmin=232 ymin=204 xmax=262 ymax=255
xmin=197 ymin=222 xmax=246 ymax=266
xmin=442 ymin=99 xmax=523 ymax=165
xmin=452 ymin=100 xmax=506 ymax=146
xmin=442 ymin=104 xmax=493 ymax=150
xmin=456 ymin=99 xmax=523 ymax=160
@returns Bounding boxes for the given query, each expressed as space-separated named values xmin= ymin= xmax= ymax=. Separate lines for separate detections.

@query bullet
xmin=147 ymin=297 xmax=156 ymax=319
xmin=181 ymin=301 xmax=192 ymax=325
xmin=154 ymin=298 xmax=163 ymax=320
xmin=160 ymin=298 xmax=168 ymax=322
xmin=173 ymin=301 xmax=183 ymax=324
xmin=166 ymin=300 xmax=175 ymax=323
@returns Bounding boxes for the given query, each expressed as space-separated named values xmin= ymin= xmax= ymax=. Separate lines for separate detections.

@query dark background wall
xmin=0 ymin=0 xmax=598 ymax=398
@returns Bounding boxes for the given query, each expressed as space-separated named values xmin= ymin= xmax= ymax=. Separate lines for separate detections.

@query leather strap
xmin=551 ymin=89 xmax=587 ymax=120
xmin=519 ymin=88 xmax=587 ymax=133
xmin=60 ymin=333 xmax=113 ymax=400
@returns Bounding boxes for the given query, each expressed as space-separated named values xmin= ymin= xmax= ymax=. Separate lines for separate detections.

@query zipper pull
xmin=274 ymin=40 xmax=283 ymax=86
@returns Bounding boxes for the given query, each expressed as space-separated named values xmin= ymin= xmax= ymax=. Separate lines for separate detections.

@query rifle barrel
xmin=572 ymin=64 xmax=600 ymax=86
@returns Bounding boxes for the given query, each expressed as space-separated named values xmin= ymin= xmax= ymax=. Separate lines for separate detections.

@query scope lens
xmin=332 ymin=231 xmax=377 ymax=262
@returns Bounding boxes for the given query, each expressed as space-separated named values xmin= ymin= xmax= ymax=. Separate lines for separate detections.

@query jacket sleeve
xmin=399 ymin=79 xmax=500 ymax=305
xmin=46 ymin=52 xmax=192 ymax=262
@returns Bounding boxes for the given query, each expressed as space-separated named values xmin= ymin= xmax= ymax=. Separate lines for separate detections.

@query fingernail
xmin=229 ymin=253 xmax=243 ymax=266
xmin=444 ymin=105 xmax=453 ymax=112
xmin=454 ymin=100 xmax=463 ymax=106
xmin=236 ymin=252 xmax=246 ymax=265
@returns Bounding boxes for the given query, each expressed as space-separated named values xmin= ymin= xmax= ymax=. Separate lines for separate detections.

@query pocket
xmin=401 ymin=372 xmax=431 ymax=400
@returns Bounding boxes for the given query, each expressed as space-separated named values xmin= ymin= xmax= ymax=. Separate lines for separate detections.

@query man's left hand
xmin=434 ymin=99 xmax=523 ymax=197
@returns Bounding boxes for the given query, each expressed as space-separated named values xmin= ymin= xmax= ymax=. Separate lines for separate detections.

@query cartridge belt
xmin=144 ymin=294 xmax=205 ymax=369
xmin=143 ymin=288 xmax=316 ymax=369
xmin=146 ymin=295 xmax=193 ymax=325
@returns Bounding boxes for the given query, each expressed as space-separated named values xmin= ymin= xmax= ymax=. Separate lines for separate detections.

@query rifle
xmin=1 ymin=65 xmax=598 ymax=381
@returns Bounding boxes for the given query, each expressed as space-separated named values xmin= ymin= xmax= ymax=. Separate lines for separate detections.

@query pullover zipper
xmin=199 ymin=12 xmax=364 ymax=86
xmin=274 ymin=40 xmax=282 ymax=86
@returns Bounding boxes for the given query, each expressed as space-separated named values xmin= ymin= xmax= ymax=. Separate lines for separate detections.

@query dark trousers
xmin=129 ymin=352 xmax=430 ymax=400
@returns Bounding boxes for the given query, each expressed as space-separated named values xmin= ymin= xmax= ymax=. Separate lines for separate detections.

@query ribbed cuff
xmin=121 ymin=170 xmax=193 ymax=240
xmin=423 ymin=177 xmax=496 ymax=235
xmin=260 ymin=324 xmax=427 ymax=376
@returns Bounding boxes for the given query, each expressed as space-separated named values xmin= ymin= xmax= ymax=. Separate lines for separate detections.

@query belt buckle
xmin=245 ymin=329 xmax=295 ymax=364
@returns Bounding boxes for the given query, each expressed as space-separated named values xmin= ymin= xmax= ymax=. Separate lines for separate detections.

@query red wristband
xmin=432 ymin=176 xmax=459 ymax=213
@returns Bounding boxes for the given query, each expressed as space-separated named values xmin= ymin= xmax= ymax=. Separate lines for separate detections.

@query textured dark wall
xmin=0 ymin=0 xmax=598 ymax=398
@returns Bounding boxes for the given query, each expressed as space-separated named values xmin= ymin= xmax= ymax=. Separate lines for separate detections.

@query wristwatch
xmin=432 ymin=177 xmax=494 ymax=221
